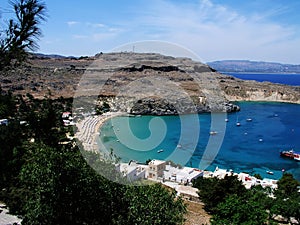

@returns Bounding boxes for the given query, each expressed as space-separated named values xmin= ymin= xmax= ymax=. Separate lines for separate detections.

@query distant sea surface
xmin=223 ymin=72 xmax=300 ymax=86
xmin=99 ymin=101 xmax=300 ymax=181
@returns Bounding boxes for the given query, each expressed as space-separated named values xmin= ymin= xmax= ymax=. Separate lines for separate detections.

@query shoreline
xmin=75 ymin=100 xmax=297 ymax=153
xmin=75 ymin=112 xmax=125 ymax=152
xmin=75 ymin=102 xmax=300 ymax=181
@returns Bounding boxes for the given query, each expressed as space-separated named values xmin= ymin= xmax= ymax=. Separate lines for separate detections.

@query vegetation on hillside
xmin=193 ymin=174 xmax=300 ymax=224
xmin=0 ymin=91 xmax=187 ymax=224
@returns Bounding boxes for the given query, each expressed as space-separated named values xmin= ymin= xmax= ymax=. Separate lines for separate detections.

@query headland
xmin=1 ymin=53 xmax=299 ymax=117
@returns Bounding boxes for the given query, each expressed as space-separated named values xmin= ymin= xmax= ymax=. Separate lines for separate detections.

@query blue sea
xmin=224 ymin=72 xmax=300 ymax=86
xmin=99 ymin=102 xmax=300 ymax=181
xmin=98 ymin=74 xmax=300 ymax=181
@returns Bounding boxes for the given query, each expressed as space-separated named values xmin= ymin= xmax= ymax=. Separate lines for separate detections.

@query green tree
xmin=0 ymin=120 xmax=24 ymax=187
xmin=20 ymin=143 xmax=125 ymax=225
xmin=210 ymin=194 xmax=269 ymax=225
xmin=0 ymin=89 xmax=16 ymax=117
xmin=253 ymin=173 xmax=262 ymax=180
xmin=271 ymin=196 xmax=300 ymax=224
xmin=96 ymin=101 xmax=110 ymax=115
xmin=0 ymin=0 xmax=47 ymax=68
xmin=193 ymin=175 xmax=248 ymax=213
xmin=0 ymin=92 xmax=188 ymax=224
xmin=120 ymin=183 xmax=186 ymax=225
xmin=19 ymin=143 xmax=187 ymax=225
xmin=275 ymin=173 xmax=299 ymax=199
xmin=271 ymin=173 xmax=300 ymax=224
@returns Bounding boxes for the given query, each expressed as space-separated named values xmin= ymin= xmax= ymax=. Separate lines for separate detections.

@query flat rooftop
xmin=149 ymin=159 xmax=166 ymax=166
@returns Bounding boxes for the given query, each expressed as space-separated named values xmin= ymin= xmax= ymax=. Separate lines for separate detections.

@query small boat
xmin=209 ymin=131 xmax=218 ymax=135
xmin=266 ymin=170 xmax=274 ymax=175
xmin=236 ymin=115 xmax=241 ymax=126
xmin=157 ymin=149 xmax=164 ymax=153
xmin=225 ymin=118 xmax=229 ymax=122
xmin=176 ymin=144 xmax=182 ymax=148
xmin=259 ymin=138 xmax=263 ymax=142
xmin=246 ymin=118 xmax=252 ymax=122
xmin=280 ymin=150 xmax=300 ymax=161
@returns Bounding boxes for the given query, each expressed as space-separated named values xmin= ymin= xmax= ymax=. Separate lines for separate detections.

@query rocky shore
xmin=96 ymin=96 xmax=239 ymax=115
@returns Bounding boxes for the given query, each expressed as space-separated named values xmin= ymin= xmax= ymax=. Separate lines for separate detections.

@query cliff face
xmin=0 ymin=53 xmax=299 ymax=115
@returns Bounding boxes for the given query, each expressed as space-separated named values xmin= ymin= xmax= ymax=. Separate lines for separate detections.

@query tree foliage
xmin=19 ymin=143 xmax=125 ymax=225
xmin=272 ymin=173 xmax=300 ymax=224
xmin=0 ymin=92 xmax=186 ymax=224
xmin=275 ymin=173 xmax=300 ymax=199
xmin=0 ymin=0 xmax=46 ymax=68
xmin=193 ymin=173 xmax=300 ymax=224
xmin=120 ymin=184 xmax=186 ymax=225
xmin=0 ymin=89 xmax=16 ymax=117
xmin=210 ymin=194 xmax=269 ymax=225
xmin=193 ymin=175 xmax=247 ymax=213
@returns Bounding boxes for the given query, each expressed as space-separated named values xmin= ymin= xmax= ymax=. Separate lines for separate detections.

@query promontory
xmin=1 ymin=52 xmax=299 ymax=115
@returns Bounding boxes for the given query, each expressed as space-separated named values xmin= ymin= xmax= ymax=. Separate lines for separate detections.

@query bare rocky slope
xmin=1 ymin=53 xmax=299 ymax=114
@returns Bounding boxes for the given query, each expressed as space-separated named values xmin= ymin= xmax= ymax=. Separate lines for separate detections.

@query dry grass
xmin=184 ymin=200 xmax=211 ymax=225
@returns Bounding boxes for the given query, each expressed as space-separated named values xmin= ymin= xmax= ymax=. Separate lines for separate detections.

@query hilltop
xmin=1 ymin=53 xmax=300 ymax=115
xmin=207 ymin=60 xmax=300 ymax=73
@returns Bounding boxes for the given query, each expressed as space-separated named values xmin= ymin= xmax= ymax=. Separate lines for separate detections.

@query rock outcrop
xmin=217 ymin=74 xmax=300 ymax=104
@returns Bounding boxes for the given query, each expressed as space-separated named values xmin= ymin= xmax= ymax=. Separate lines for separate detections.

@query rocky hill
xmin=207 ymin=60 xmax=300 ymax=73
xmin=1 ymin=53 xmax=299 ymax=115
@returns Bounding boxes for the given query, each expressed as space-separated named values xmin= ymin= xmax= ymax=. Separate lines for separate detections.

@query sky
xmin=2 ymin=0 xmax=300 ymax=64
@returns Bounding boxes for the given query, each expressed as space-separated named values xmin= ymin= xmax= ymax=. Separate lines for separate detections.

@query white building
xmin=62 ymin=112 xmax=75 ymax=126
xmin=211 ymin=167 xmax=279 ymax=190
xmin=0 ymin=119 xmax=8 ymax=126
xmin=148 ymin=160 xmax=166 ymax=180
xmin=260 ymin=178 xmax=278 ymax=189
xmin=0 ymin=203 xmax=21 ymax=225
xmin=62 ymin=112 xmax=71 ymax=119
xmin=164 ymin=164 xmax=203 ymax=184
xmin=213 ymin=166 xmax=231 ymax=179
xmin=117 ymin=162 xmax=147 ymax=182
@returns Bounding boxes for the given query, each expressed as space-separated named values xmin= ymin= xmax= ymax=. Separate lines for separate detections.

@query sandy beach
xmin=75 ymin=112 xmax=125 ymax=152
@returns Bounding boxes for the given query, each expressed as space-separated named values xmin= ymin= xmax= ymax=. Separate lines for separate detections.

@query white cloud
xmin=47 ymin=1 xmax=299 ymax=63
xmin=86 ymin=22 xmax=106 ymax=28
xmin=72 ymin=35 xmax=89 ymax=40
xmin=125 ymin=0 xmax=300 ymax=63
xmin=67 ymin=21 xmax=80 ymax=27
xmin=67 ymin=20 xmax=123 ymax=42
xmin=67 ymin=21 xmax=106 ymax=29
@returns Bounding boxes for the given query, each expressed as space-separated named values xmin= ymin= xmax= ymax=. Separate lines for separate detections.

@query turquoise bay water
xmin=98 ymin=102 xmax=300 ymax=180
